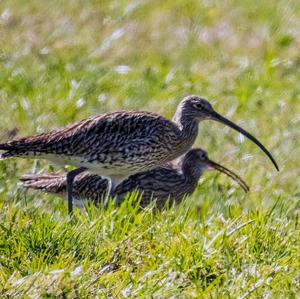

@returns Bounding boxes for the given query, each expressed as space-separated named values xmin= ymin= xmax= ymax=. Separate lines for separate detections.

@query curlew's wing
xmin=114 ymin=165 xmax=185 ymax=206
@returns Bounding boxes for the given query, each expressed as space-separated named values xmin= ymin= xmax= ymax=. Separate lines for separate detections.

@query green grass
xmin=0 ymin=0 xmax=299 ymax=297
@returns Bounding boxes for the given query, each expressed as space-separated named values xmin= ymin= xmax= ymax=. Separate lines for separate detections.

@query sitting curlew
xmin=20 ymin=148 xmax=249 ymax=209
xmin=0 ymin=95 xmax=277 ymax=214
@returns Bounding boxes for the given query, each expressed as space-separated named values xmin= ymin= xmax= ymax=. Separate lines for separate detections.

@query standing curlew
xmin=0 ymin=95 xmax=278 ymax=214
xmin=20 ymin=148 xmax=249 ymax=209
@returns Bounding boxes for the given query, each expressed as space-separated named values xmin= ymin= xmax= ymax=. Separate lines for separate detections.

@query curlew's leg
xmin=66 ymin=167 xmax=87 ymax=215
xmin=104 ymin=178 xmax=115 ymax=206
xmin=103 ymin=176 xmax=125 ymax=206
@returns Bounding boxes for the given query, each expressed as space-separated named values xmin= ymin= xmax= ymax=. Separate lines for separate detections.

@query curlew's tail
xmin=0 ymin=143 xmax=19 ymax=159
xmin=20 ymin=173 xmax=67 ymax=193
xmin=0 ymin=138 xmax=45 ymax=159
xmin=20 ymin=171 xmax=108 ymax=206
xmin=0 ymin=150 xmax=33 ymax=159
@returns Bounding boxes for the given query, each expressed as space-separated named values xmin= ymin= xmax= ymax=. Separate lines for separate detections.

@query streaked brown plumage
xmin=20 ymin=148 xmax=249 ymax=209
xmin=1 ymin=95 xmax=278 ymax=214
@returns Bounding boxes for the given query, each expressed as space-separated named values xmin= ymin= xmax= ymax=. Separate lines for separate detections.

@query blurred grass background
xmin=0 ymin=0 xmax=299 ymax=297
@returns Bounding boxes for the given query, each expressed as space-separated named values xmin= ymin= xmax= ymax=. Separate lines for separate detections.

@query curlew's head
xmin=176 ymin=95 xmax=279 ymax=171
xmin=182 ymin=148 xmax=249 ymax=192
xmin=176 ymin=95 xmax=214 ymax=120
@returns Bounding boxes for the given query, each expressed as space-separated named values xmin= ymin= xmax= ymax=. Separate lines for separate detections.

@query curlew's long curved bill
xmin=210 ymin=111 xmax=279 ymax=171
xmin=208 ymin=160 xmax=250 ymax=193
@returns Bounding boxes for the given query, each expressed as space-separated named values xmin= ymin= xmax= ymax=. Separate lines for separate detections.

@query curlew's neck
xmin=172 ymin=110 xmax=199 ymax=150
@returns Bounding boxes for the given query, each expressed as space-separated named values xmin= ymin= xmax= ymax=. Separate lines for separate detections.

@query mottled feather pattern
xmin=0 ymin=111 xmax=188 ymax=175
xmin=115 ymin=166 xmax=198 ymax=207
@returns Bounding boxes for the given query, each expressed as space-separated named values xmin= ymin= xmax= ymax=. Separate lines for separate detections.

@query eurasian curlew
xmin=20 ymin=148 xmax=249 ymax=209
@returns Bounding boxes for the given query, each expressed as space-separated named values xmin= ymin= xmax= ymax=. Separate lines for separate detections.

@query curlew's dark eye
xmin=193 ymin=102 xmax=204 ymax=110
xmin=203 ymin=152 xmax=209 ymax=159
xmin=199 ymin=153 xmax=206 ymax=159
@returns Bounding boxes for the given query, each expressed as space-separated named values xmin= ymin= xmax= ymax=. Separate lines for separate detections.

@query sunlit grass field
xmin=0 ymin=0 xmax=299 ymax=297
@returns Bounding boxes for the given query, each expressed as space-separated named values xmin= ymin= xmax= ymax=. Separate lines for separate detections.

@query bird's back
xmin=114 ymin=165 xmax=197 ymax=207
